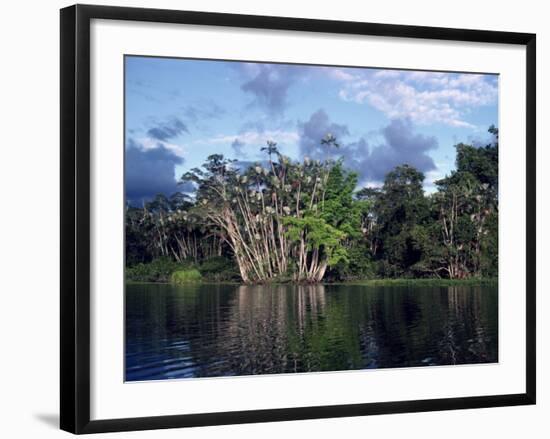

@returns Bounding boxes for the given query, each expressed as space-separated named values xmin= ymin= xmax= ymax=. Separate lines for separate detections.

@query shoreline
xmin=126 ymin=278 xmax=498 ymax=287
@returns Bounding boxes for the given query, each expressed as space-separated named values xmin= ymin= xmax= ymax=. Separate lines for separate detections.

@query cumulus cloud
xmin=239 ymin=64 xmax=306 ymax=115
xmin=125 ymin=138 xmax=189 ymax=205
xmin=334 ymin=69 xmax=498 ymax=128
xmin=298 ymin=109 xmax=350 ymax=160
xmin=361 ymin=119 xmax=438 ymax=181
xmin=298 ymin=110 xmax=438 ymax=185
xmin=146 ymin=117 xmax=189 ymax=141
xmin=326 ymin=68 xmax=359 ymax=82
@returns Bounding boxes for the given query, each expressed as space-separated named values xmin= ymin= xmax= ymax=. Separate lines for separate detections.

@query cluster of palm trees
xmin=181 ymin=136 xmax=348 ymax=283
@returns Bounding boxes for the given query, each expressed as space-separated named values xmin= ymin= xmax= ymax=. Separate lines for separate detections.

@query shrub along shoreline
xmin=126 ymin=256 xmax=240 ymax=284
xmin=126 ymin=257 xmax=497 ymax=287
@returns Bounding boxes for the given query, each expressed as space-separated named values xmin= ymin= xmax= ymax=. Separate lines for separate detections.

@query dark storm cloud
xmin=125 ymin=138 xmax=187 ymax=205
xmin=146 ymin=118 xmax=188 ymax=141
xmin=298 ymin=109 xmax=350 ymax=159
xmin=240 ymin=64 xmax=304 ymax=116
xmin=361 ymin=119 xmax=438 ymax=182
xmin=298 ymin=111 xmax=437 ymax=184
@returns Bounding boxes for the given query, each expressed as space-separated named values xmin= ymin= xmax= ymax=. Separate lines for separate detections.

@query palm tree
xmin=321 ymin=133 xmax=340 ymax=148
xmin=261 ymin=140 xmax=280 ymax=159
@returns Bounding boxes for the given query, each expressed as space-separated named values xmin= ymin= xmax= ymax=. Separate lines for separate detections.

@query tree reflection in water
xmin=125 ymin=284 xmax=498 ymax=381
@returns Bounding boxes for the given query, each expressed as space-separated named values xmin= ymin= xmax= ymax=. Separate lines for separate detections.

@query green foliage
xmin=321 ymin=162 xmax=361 ymax=237
xmin=126 ymin=257 xmax=193 ymax=283
xmin=198 ymin=256 xmax=240 ymax=282
xmin=480 ymin=211 xmax=498 ymax=277
xmin=283 ymin=216 xmax=347 ymax=265
xmin=326 ymin=246 xmax=375 ymax=282
xmin=125 ymin=207 xmax=153 ymax=266
xmin=429 ymin=127 xmax=498 ymax=279
xmin=170 ymin=268 xmax=202 ymax=284
xmin=372 ymin=165 xmax=431 ymax=276
xmin=456 ymin=141 xmax=498 ymax=192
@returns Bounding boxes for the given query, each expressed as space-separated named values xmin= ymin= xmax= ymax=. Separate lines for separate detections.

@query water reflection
xmin=125 ymin=283 xmax=498 ymax=381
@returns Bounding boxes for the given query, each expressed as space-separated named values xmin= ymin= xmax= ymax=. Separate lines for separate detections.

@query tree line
xmin=126 ymin=126 xmax=498 ymax=283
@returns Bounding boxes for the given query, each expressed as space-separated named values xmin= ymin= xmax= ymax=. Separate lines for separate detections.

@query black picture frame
xmin=60 ymin=4 xmax=536 ymax=434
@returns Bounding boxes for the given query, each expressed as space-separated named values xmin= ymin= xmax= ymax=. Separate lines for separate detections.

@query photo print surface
xmin=124 ymin=56 xmax=499 ymax=382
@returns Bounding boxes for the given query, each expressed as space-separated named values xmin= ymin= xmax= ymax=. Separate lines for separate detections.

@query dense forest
xmin=126 ymin=126 xmax=498 ymax=284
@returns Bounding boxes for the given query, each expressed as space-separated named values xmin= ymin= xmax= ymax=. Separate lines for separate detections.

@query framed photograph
xmin=60 ymin=4 xmax=536 ymax=434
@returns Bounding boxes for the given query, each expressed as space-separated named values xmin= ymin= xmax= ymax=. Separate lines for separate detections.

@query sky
xmin=125 ymin=56 xmax=498 ymax=205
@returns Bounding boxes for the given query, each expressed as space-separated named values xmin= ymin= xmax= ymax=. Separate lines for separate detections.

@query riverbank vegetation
xmin=126 ymin=127 xmax=498 ymax=284
xmin=170 ymin=268 xmax=202 ymax=285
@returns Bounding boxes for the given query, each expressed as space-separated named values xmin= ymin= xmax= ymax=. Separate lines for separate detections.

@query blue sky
xmin=125 ymin=56 xmax=498 ymax=205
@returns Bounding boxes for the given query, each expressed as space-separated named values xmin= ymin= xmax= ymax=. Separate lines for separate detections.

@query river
xmin=125 ymin=283 xmax=498 ymax=381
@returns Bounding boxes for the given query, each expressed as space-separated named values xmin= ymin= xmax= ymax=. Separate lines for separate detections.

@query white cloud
xmin=373 ymin=70 xmax=401 ymax=79
xmin=334 ymin=69 xmax=497 ymax=128
xmin=326 ymin=68 xmax=358 ymax=82
xmin=203 ymin=130 xmax=299 ymax=146
xmin=136 ymin=136 xmax=187 ymax=157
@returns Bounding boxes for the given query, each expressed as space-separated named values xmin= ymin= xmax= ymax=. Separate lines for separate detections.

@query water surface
xmin=125 ymin=283 xmax=498 ymax=381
